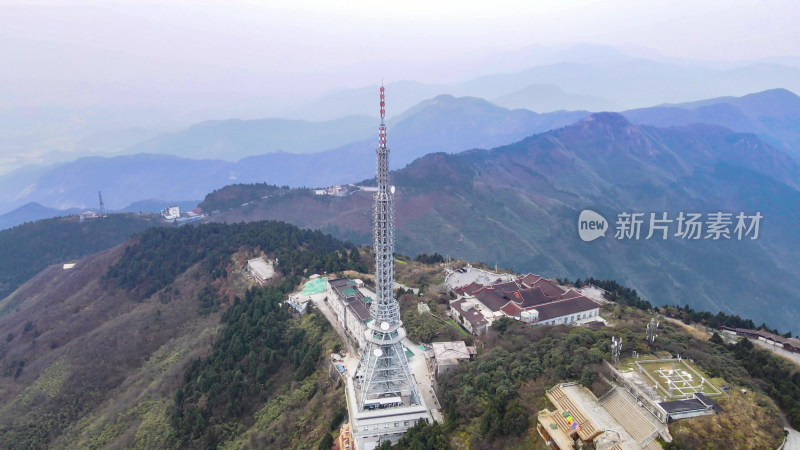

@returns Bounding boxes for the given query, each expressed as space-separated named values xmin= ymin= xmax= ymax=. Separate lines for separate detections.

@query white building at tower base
xmin=346 ymin=375 xmax=431 ymax=450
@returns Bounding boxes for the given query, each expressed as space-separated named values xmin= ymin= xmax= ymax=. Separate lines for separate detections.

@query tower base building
xmin=347 ymin=377 xmax=430 ymax=449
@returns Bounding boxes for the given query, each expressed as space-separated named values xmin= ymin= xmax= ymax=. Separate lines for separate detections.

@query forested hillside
xmin=171 ymin=289 xmax=345 ymax=448
xmin=0 ymin=220 xmax=363 ymax=448
xmin=198 ymin=183 xmax=288 ymax=213
xmin=0 ymin=213 xmax=161 ymax=301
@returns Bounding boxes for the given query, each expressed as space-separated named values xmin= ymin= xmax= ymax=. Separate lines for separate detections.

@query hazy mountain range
xmin=289 ymin=58 xmax=800 ymax=121
xmin=492 ymin=84 xmax=616 ymax=112
xmin=128 ymin=115 xmax=375 ymax=161
xmin=0 ymin=203 xmax=82 ymax=231
xmin=623 ymin=88 xmax=800 ymax=159
xmin=0 ymin=96 xmax=590 ymax=218
xmin=3 ymin=88 xmax=799 ymax=223
xmin=0 ymin=200 xmax=200 ymax=231
xmin=5 ymin=44 xmax=800 ymax=174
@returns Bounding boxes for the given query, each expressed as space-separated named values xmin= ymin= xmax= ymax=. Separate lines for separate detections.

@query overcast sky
xmin=3 ymin=0 xmax=798 ymax=100
xmin=0 ymin=0 xmax=799 ymax=173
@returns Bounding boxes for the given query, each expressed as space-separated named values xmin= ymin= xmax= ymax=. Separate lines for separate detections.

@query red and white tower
xmin=351 ymin=85 xmax=431 ymax=448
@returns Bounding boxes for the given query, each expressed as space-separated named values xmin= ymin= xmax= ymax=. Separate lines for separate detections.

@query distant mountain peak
xmin=419 ymin=94 xmax=499 ymax=109
xmin=622 ymin=88 xmax=800 ymax=160
xmin=391 ymin=95 xmax=507 ymax=124
xmin=579 ymin=112 xmax=632 ymax=128
xmin=555 ymin=113 xmax=647 ymax=154
xmin=750 ymin=87 xmax=798 ymax=98
xmin=492 ymin=84 xmax=615 ymax=113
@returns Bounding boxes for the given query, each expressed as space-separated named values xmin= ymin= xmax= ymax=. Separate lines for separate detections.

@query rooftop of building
xmin=329 ymin=277 xmax=375 ymax=323
xmin=457 ymin=273 xmax=600 ymax=322
xmin=451 ymin=298 xmax=490 ymax=329
xmin=472 ymin=289 xmax=509 ymax=312
xmin=534 ymin=296 xmax=601 ymax=322
xmin=660 ymin=392 xmax=723 ymax=414
xmin=519 ymin=273 xmax=542 ymax=287
xmin=722 ymin=327 xmax=800 ymax=349
xmin=329 ymin=277 xmax=352 ymax=288
xmin=431 ymin=341 xmax=475 ymax=366
xmin=247 ymin=257 xmax=274 ymax=280
xmin=349 ymin=297 xmax=372 ymax=322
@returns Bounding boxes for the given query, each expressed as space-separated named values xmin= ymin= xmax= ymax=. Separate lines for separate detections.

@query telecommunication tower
xmin=356 ymin=85 xmax=422 ymax=409
xmin=98 ymin=191 xmax=106 ymax=217
xmin=611 ymin=336 xmax=623 ymax=366
xmin=647 ymin=317 xmax=660 ymax=345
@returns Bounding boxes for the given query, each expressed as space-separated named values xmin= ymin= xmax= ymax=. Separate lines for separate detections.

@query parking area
xmin=445 ymin=265 xmax=514 ymax=290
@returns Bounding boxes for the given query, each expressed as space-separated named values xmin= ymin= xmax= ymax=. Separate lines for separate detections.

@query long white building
xmin=327 ymin=277 xmax=373 ymax=350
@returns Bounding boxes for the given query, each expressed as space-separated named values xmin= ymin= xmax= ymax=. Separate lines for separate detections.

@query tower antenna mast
xmin=611 ymin=336 xmax=622 ymax=366
xmin=98 ymin=191 xmax=106 ymax=217
xmin=647 ymin=317 xmax=660 ymax=346
xmin=357 ymin=83 xmax=421 ymax=408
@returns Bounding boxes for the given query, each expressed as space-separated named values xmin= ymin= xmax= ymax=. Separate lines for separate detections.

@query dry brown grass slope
xmin=0 ymin=244 xmax=227 ymax=448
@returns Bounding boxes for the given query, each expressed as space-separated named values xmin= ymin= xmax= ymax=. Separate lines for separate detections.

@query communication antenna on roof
xmin=611 ymin=336 xmax=622 ymax=366
xmin=647 ymin=317 xmax=660 ymax=345
xmin=98 ymin=191 xmax=106 ymax=217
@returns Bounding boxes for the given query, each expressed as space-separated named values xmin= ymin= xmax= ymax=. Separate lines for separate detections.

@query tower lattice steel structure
xmin=98 ymin=191 xmax=106 ymax=217
xmin=357 ymin=85 xmax=421 ymax=409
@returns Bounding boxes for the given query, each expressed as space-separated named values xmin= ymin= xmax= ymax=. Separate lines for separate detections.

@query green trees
xmin=439 ymin=325 xmax=613 ymax=446
xmin=579 ymin=277 xmax=654 ymax=310
xmin=317 ymin=432 xmax=334 ymax=450
xmin=480 ymin=399 xmax=528 ymax=438
xmin=104 ymin=221 xmax=367 ymax=301
xmin=570 ymin=277 xmax=780 ymax=334
xmin=730 ymin=338 xmax=800 ymax=428
xmin=142 ymin=220 xmax=367 ymax=446
xmin=414 ymin=253 xmax=445 ymax=264
xmin=170 ymin=286 xmax=328 ymax=446
xmin=0 ymin=213 xmax=158 ymax=299
xmin=329 ymin=403 xmax=347 ymax=431
xmin=198 ymin=183 xmax=284 ymax=212
xmin=391 ymin=420 xmax=449 ymax=449
xmin=491 ymin=316 xmax=514 ymax=334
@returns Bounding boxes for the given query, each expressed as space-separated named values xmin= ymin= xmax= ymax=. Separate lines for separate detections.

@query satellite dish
xmin=373 ymin=348 xmax=383 ymax=357
xmin=390 ymin=185 xmax=395 ymax=194
xmin=381 ymin=321 xmax=390 ymax=331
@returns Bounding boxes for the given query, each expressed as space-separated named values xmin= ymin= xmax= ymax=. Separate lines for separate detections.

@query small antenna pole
xmin=611 ymin=336 xmax=622 ymax=366
xmin=98 ymin=191 xmax=106 ymax=217
xmin=647 ymin=317 xmax=659 ymax=346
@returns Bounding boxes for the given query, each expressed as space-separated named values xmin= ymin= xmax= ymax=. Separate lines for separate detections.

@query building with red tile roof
xmin=450 ymin=298 xmax=492 ymax=335
xmin=449 ymin=273 xmax=601 ymax=334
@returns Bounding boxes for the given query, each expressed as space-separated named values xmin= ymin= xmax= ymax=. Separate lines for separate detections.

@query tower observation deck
xmin=349 ymin=85 xmax=431 ymax=449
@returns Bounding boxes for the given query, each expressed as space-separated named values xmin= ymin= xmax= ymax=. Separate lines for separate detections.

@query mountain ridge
xmin=4 ymin=88 xmax=799 ymax=228
xmin=0 ymin=95 xmax=590 ymax=213
xmin=204 ymin=113 xmax=800 ymax=332
xmin=493 ymin=83 xmax=616 ymax=112
xmin=623 ymin=88 xmax=800 ymax=158
xmin=128 ymin=114 xmax=375 ymax=161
